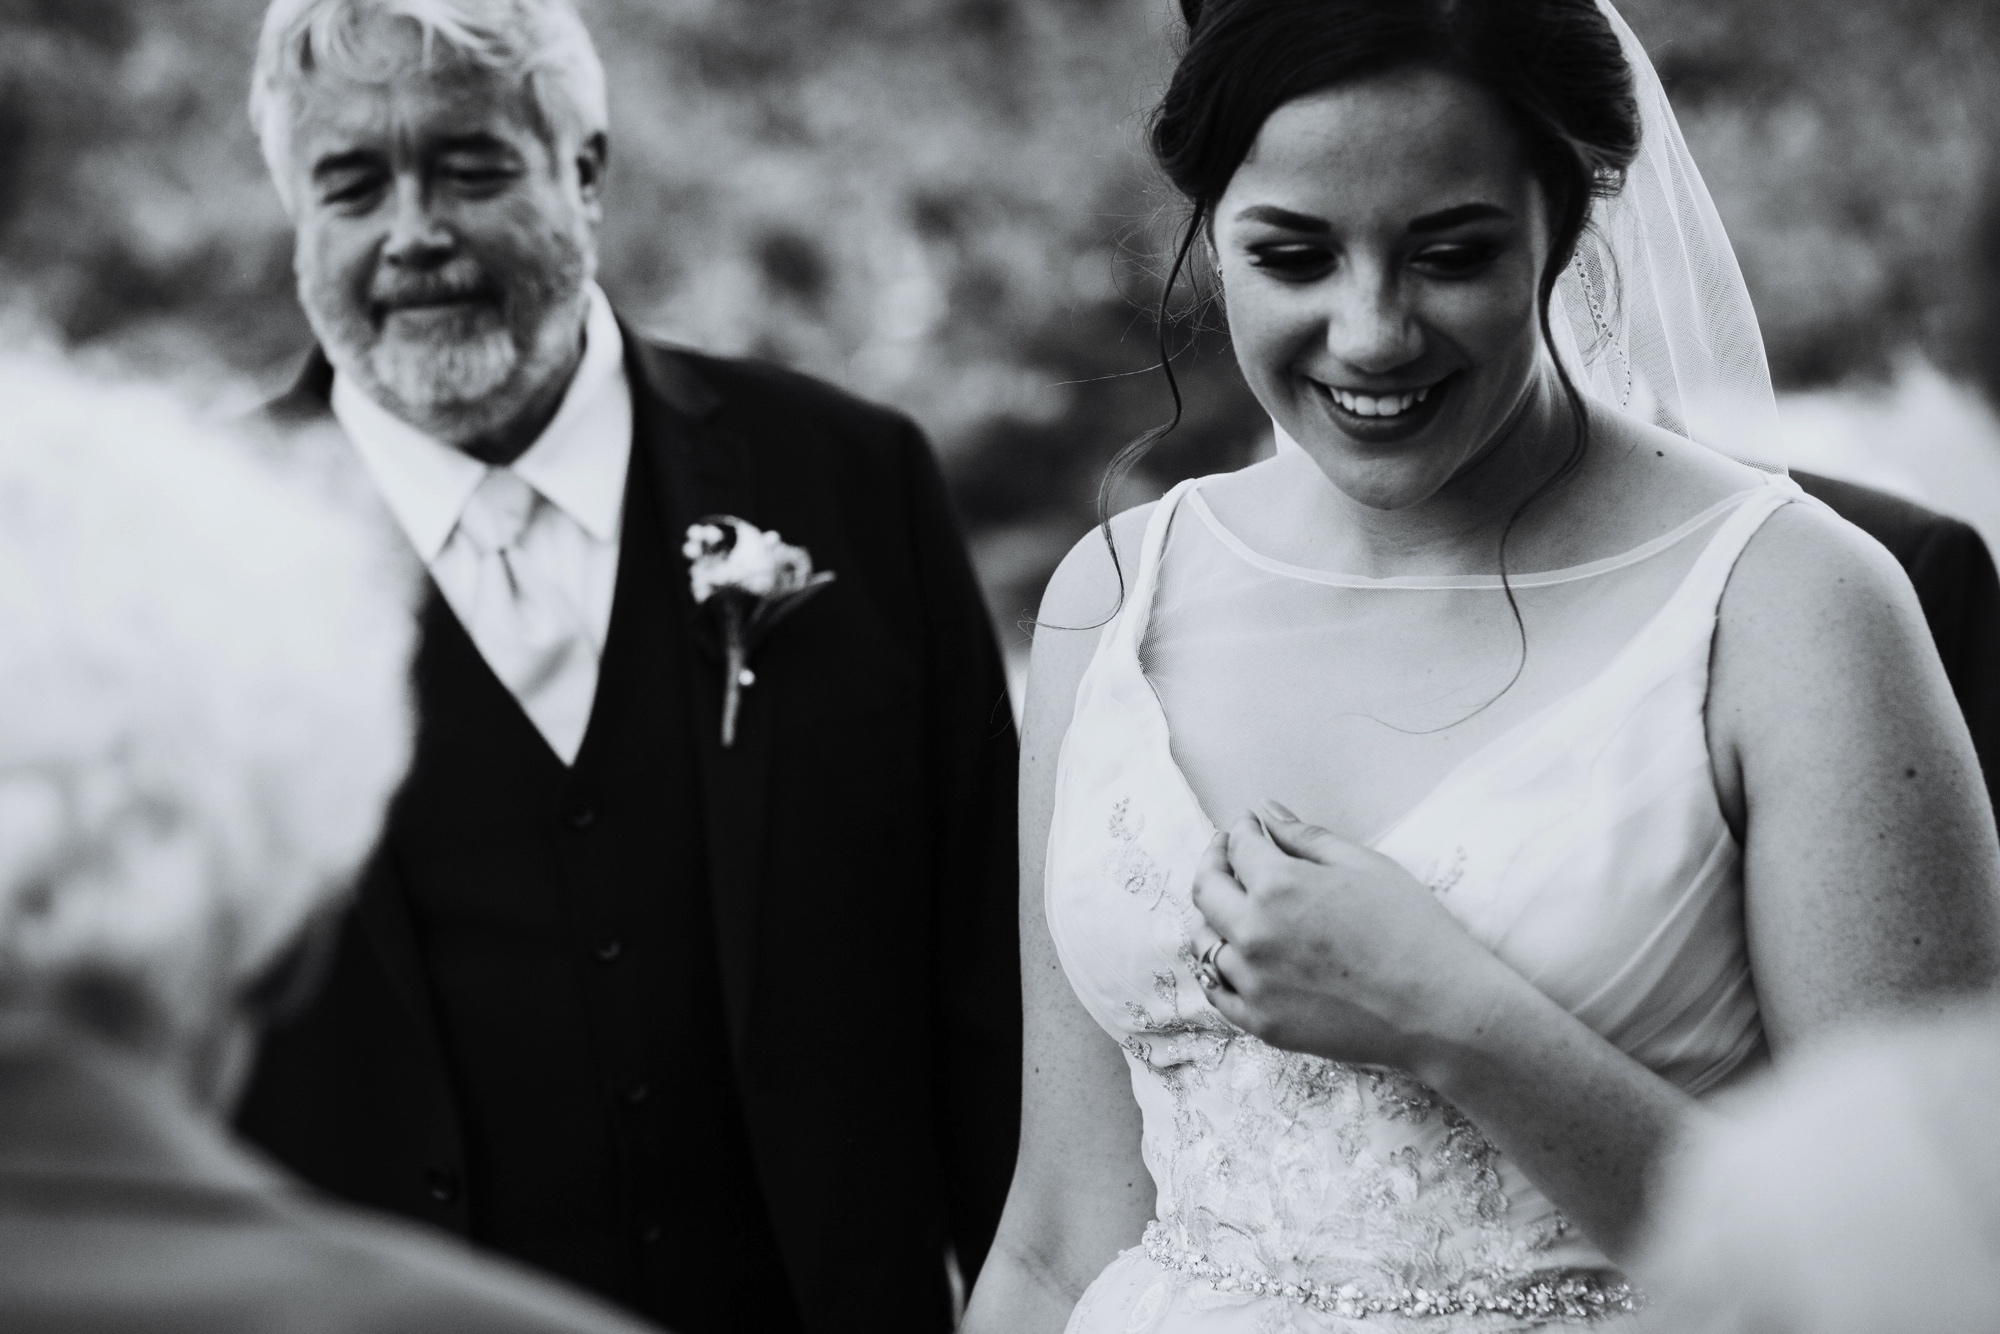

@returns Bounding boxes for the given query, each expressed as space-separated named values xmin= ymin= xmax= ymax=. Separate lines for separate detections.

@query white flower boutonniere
xmin=683 ymin=516 xmax=836 ymax=747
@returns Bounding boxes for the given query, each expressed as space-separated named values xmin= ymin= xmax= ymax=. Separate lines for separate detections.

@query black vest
xmin=389 ymin=439 xmax=800 ymax=1332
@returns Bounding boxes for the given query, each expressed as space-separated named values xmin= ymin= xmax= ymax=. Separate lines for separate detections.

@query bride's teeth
xmin=1328 ymin=385 xmax=1430 ymax=417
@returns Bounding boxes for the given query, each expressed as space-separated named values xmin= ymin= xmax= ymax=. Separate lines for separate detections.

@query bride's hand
xmin=1189 ymin=802 xmax=1513 ymax=1072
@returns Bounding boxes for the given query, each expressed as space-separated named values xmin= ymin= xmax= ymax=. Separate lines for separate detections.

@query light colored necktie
xmin=451 ymin=468 xmax=598 ymax=764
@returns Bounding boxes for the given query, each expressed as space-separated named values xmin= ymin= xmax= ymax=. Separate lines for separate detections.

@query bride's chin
xmin=1281 ymin=436 xmax=1465 ymax=513
xmin=1337 ymin=472 xmax=1457 ymax=513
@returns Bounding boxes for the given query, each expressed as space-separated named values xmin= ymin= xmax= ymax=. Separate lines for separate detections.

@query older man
xmin=233 ymin=3 xmax=1021 ymax=1332
xmin=0 ymin=354 xmax=661 ymax=1334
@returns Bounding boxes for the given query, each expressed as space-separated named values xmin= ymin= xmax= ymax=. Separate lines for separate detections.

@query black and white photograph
xmin=1 ymin=2 xmax=1997 ymax=1332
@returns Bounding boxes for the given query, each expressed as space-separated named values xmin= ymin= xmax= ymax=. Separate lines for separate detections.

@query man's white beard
xmin=368 ymin=326 xmax=519 ymax=415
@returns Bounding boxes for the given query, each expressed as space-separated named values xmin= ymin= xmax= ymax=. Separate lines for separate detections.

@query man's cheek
xmin=296 ymin=235 xmax=364 ymax=338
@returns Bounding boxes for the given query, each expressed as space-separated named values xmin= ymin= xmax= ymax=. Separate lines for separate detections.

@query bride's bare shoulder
xmin=1036 ymin=503 xmax=1158 ymax=633
xmin=1576 ymin=407 xmax=1920 ymax=633
xmin=1728 ymin=490 xmax=1918 ymax=615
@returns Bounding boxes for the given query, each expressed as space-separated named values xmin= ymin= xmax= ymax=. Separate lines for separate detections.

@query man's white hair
xmin=0 ymin=351 xmax=416 ymax=1049
xmin=249 ymin=0 xmax=609 ymax=210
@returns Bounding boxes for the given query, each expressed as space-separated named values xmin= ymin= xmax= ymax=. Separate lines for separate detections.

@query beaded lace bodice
xmin=1046 ymin=473 xmax=1799 ymax=1332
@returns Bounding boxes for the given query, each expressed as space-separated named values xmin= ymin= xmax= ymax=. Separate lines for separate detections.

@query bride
xmin=964 ymin=0 xmax=2000 ymax=1330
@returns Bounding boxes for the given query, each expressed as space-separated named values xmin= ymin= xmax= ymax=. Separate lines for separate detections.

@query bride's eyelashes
xmin=1240 ymin=238 xmax=1508 ymax=281
xmin=1244 ymin=241 xmax=1337 ymax=277
xmin=1412 ymin=240 xmax=1505 ymax=278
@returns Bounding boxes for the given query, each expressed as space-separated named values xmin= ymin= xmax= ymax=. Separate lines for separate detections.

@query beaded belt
xmin=1141 ymin=1222 xmax=1640 ymax=1322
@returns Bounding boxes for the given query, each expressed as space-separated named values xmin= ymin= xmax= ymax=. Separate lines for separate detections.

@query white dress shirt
xmin=332 ymin=284 xmax=632 ymax=763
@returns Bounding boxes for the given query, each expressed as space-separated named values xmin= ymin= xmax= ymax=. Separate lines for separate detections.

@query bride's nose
xmin=1324 ymin=267 xmax=1424 ymax=376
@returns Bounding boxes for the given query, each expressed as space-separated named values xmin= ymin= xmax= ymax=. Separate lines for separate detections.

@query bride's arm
xmin=1716 ymin=504 xmax=2000 ymax=1044
xmin=1189 ymin=502 xmax=2000 ymax=1260
xmin=962 ymin=517 xmax=1158 ymax=1334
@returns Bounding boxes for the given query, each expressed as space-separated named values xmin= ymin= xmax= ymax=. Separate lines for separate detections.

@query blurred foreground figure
xmin=1638 ymin=1002 xmax=2000 ymax=1334
xmin=0 ymin=354 xmax=661 ymax=1334
xmin=235 ymin=2 xmax=1020 ymax=1330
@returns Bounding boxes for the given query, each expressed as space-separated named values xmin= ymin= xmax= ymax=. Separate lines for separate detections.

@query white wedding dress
xmin=1046 ymin=468 xmax=1801 ymax=1332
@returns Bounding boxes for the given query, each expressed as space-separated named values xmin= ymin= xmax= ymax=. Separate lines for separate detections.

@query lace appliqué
xmin=1426 ymin=846 xmax=1469 ymax=896
xmin=1123 ymin=970 xmax=1238 ymax=1156
xmin=1130 ymin=1023 xmax=1555 ymax=1305
xmin=1105 ymin=798 xmax=1171 ymax=907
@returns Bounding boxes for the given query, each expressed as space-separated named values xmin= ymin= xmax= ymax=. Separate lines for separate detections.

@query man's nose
xmin=381 ymin=176 xmax=454 ymax=266
xmin=1326 ymin=271 xmax=1424 ymax=376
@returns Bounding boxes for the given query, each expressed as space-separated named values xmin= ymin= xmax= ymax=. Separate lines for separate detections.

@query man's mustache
xmin=371 ymin=264 xmax=499 ymax=312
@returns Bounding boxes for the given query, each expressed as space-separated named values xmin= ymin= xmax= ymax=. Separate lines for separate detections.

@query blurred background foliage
xmin=3 ymin=0 xmax=1999 ymax=650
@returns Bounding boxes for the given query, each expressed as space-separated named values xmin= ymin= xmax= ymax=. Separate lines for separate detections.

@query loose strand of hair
xmin=1032 ymin=207 xmax=1207 ymax=636
xmin=1487 ymin=298 xmax=1593 ymax=700
xmin=1387 ymin=258 xmax=1593 ymax=737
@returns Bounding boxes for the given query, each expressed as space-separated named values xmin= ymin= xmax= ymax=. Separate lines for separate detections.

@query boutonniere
xmin=683 ymin=516 xmax=836 ymax=747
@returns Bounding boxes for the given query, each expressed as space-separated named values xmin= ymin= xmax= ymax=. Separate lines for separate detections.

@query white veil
xmin=1546 ymin=0 xmax=1784 ymax=467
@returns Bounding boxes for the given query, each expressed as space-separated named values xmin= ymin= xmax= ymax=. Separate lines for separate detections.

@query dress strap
xmin=1663 ymin=473 xmax=1803 ymax=623
xmin=1103 ymin=477 xmax=1205 ymax=660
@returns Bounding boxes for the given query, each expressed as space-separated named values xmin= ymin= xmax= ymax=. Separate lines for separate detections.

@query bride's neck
xmin=1279 ymin=371 xmax=1583 ymax=578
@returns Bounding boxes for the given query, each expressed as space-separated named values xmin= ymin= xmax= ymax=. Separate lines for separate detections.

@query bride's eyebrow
xmin=1408 ymin=202 xmax=1511 ymax=233
xmin=1233 ymin=204 xmax=1330 ymax=232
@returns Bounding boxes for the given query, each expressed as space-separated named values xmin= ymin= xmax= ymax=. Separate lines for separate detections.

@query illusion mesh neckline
xmin=1185 ymin=481 xmax=1770 ymax=591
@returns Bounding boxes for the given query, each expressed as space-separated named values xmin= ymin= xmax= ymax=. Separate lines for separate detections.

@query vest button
xmin=622 ymin=1080 xmax=650 ymax=1105
xmin=566 ymin=805 xmax=597 ymax=831
xmin=594 ymin=938 xmax=622 ymax=962
xmin=424 ymin=1169 xmax=459 ymax=1204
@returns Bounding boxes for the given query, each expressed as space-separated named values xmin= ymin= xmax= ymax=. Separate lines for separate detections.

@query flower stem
xmin=721 ymin=601 xmax=748 ymax=748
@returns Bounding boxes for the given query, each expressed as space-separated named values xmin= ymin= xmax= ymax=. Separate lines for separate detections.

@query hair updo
xmin=1100 ymin=0 xmax=1643 ymax=549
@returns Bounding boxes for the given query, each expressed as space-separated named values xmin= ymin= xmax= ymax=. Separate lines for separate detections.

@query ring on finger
xmin=1195 ymin=938 xmax=1227 ymax=989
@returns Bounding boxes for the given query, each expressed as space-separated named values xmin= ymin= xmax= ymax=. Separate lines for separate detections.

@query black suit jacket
xmin=1792 ymin=471 xmax=2000 ymax=812
xmin=241 ymin=331 xmax=1022 ymax=1332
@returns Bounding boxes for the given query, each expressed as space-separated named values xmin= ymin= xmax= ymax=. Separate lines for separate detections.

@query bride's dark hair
xmin=1100 ymin=0 xmax=1641 ymax=607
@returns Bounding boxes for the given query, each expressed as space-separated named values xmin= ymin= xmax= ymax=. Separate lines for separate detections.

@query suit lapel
xmin=625 ymin=332 xmax=773 ymax=1053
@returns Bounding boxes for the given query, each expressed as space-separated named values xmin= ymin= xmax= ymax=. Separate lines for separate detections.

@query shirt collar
xmin=511 ymin=285 xmax=630 ymax=545
xmin=330 ymin=283 xmax=632 ymax=565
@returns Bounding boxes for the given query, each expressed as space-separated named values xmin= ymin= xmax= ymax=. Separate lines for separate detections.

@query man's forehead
xmin=289 ymin=59 xmax=541 ymax=155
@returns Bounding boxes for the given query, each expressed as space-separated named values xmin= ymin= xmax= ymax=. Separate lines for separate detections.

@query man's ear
xmin=576 ymin=131 xmax=609 ymax=219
